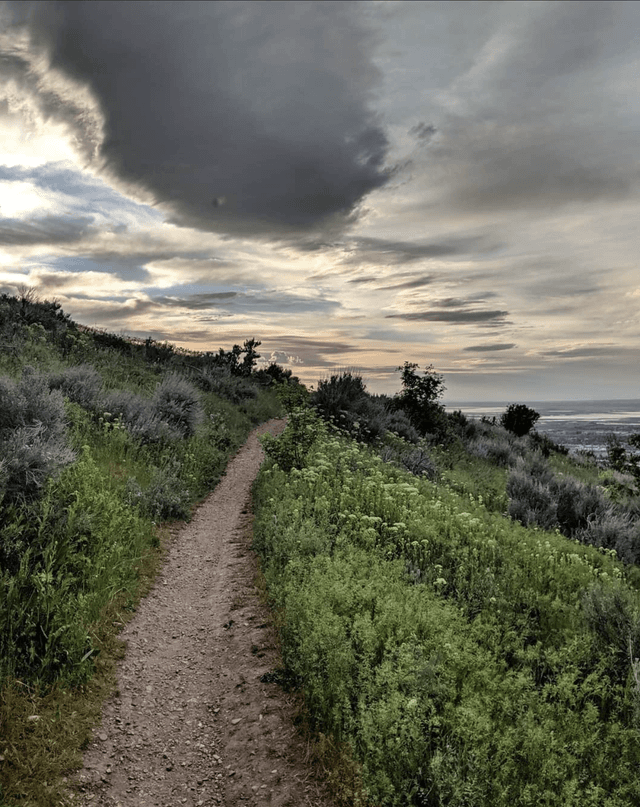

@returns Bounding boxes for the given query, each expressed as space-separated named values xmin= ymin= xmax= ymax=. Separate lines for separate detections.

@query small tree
xmin=240 ymin=338 xmax=261 ymax=376
xmin=500 ymin=403 xmax=540 ymax=437
xmin=393 ymin=362 xmax=446 ymax=436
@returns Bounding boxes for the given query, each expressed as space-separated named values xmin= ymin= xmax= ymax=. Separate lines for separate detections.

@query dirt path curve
xmin=69 ymin=418 xmax=334 ymax=807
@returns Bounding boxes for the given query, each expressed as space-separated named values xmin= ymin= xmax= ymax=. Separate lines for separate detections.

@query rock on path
xmin=69 ymin=418 xmax=334 ymax=807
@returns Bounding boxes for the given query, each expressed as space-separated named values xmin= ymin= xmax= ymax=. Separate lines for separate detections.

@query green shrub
xmin=0 ymin=447 xmax=156 ymax=687
xmin=577 ymin=511 xmax=640 ymax=565
xmin=151 ymin=373 xmax=204 ymax=439
xmin=0 ymin=423 xmax=76 ymax=505
xmin=378 ymin=437 xmax=437 ymax=479
xmin=0 ymin=367 xmax=75 ymax=505
xmin=193 ymin=367 xmax=259 ymax=403
xmin=501 ymin=403 xmax=540 ymax=437
xmin=260 ymin=406 xmax=323 ymax=471
xmin=125 ymin=459 xmax=191 ymax=521
xmin=384 ymin=408 xmax=420 ymax=444
xmin=48 ymin=363 xmax=103 ymax=409
xmin=313 ymin=371 xmax=369 ymax=423
xmin=468 ymin=432 xmax=524 ymax=468
xmin=507 ymin=466 xmax=558 ymax=530
xmin=391 ymin=362 xmax=449 ymax=440
xmin=101 ymin=389 xmax=180 ymax=444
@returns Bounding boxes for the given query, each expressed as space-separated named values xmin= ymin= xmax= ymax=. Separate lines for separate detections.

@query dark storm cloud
xmin=386 ymin=309 xmax=509 ymax=324
xmin=0 ymin=214 xmax=96 ymax=244
xmin=6 ymin=0 xmax=399 ymax=240
xmin=464 ymin=343 xmax=516 ymax=352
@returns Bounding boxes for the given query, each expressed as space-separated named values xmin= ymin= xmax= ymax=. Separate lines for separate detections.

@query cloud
xmin=347 ymin=275 xmax=380 ymax=284
xmin=149 ymin=289 xmax=340 ymax=317
xmin=378 ymin=274 xmax=436 ymax=290
xmin=265 ymin=350 xmax=303 ymax=366
xmin=403 ymin=1 xmax=640 ymax=214
xmin=152 ymin=292 xmax=238 ymax=310
xmin=464 ymin=343 xmax=516 ymax=352
xmin=0 ymin=214 xmax=96 ymax=244
xmin=260 ymin=335 xmax=360 ymax=369
xmin=409 ymin=122 xmax=437 ymax=143
xmin=386 ymin=309 xmax=509 ymax=324
xmin=540 ymin=345 xmax=620 ymax=359
xmin=337 ymin=235 xmax=483 ymax=266
xmin=346 ymin=272 xmax=435 ymax=290
xmin=3 ymin=0 xmax=403 ymax=241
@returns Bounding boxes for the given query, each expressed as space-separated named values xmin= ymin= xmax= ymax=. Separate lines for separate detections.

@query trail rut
xmin=69 ymin=418 xmax=334 ymax=807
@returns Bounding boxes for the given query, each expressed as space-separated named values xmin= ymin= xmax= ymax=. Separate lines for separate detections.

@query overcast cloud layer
xmin=0 ymin=0 xmax=639 ymax=401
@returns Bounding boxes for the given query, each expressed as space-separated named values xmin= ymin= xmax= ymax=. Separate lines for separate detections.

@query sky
xmin=0 ymin=0 xmax=639 ymax=403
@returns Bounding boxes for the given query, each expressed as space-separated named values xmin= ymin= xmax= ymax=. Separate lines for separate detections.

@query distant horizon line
xmin=443 ymin=397 xmax=640 ymax=406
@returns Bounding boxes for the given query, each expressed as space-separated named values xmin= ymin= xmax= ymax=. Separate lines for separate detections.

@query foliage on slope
xmin=0 ymin=291 xmax=287 ymax=805
xmin=254 ymin=410 xmax=640 ymax=806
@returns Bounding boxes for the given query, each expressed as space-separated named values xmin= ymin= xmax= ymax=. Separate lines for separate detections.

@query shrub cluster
xmin=260 ymin=406 xmax=323 ymax=472
xmin=507 ymin=454 xmax=640 ymax=564
xmin=311 ymin=371 xmax=421 ymax=445
xmin=100 ymin=374 xmax=204 ymax=445
xmin=0 ymin=366 xmax=75 ymax=506
xmin=192 ymin=367 xmax=259 ymax=404
xmin=48 ymin=363 xmax=103 ymax=409
xmin=125 ymin=459 xmax=191 ymax=521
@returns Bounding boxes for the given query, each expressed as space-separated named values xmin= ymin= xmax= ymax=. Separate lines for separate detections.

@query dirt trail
xmin=69 ymin=418 xmax=334 ymax=807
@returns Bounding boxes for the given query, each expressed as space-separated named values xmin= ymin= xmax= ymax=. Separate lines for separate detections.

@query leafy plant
xmin=392 ymin=362 xmax=448 ymax=437
xmin=0 ymin=367 xmax=75 ymax=505
xmin=101 ymin=389 xmax=180 ymax=444
xmin=151 ymin=372 xmax=204 ymax=438
xmin=48 ymin=363 xmax=103 ymax=409
xmin=125 ymin=459 xmax=191 ymax=521
xmin=260 ymin=406 xmax=323 ymax=471
xmin=253 ymin=428 xmax=640 ymax=806
xmin=500 ymin=403 xmax=540 ymax=437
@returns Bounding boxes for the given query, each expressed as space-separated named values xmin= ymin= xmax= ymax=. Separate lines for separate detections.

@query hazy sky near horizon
xmin=0 ymin=0 xmax=639 ymax=401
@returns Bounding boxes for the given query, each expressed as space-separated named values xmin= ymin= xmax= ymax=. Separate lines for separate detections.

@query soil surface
xmin=68 ymin=418 xmax=334 ymax=807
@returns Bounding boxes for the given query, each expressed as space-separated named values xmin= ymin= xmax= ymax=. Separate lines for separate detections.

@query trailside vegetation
xmin=254 ymin=370 xmax=640 ymax=806
xmin=0 ymin=291 xmax=291 ymax=806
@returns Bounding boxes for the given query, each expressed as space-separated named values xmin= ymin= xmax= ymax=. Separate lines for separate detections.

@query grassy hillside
xmin=3 ymin=300 xmax=640 ymax=806
xmin=252 ymin=375 xmax=640 ymax=806
xmin=0 ymin=292 xmax=288 ymax=806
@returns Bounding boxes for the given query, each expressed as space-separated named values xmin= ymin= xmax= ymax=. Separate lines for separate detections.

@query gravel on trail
xmin=68 ymin=418 xmax=335 ymax=807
